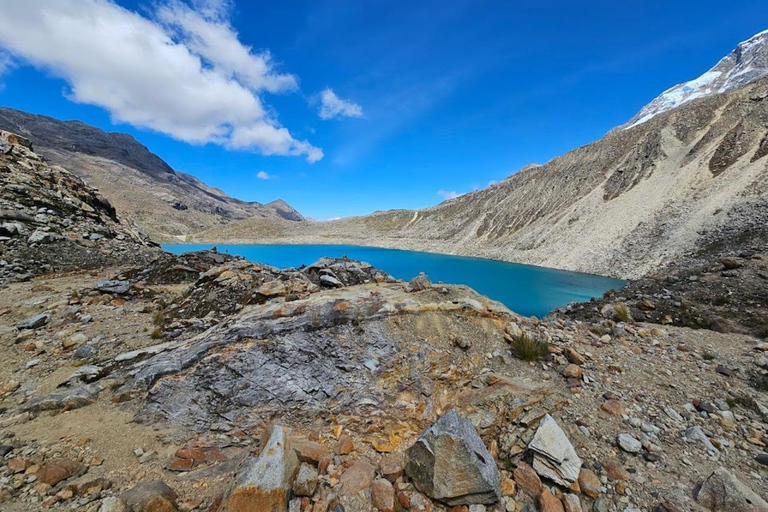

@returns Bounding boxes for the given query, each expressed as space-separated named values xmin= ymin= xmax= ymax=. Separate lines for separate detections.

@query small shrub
xmin=153 ymin=310 xmax=165 ymax=326
xmin=150 ymin=327 xmax=163 ymax=340
xmin=613 ymin=303 xmax=632 ymax=323
xmin=511 ymin=333 xmax=550 ymax=361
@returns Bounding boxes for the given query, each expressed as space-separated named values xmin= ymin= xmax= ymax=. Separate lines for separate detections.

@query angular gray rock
xmin=685 ymin=426 xmax=720 ymax=454
xmin=22 ymin=383 xmax=103 ymax=412
xmin=319 ymin=274 xmax=343 ymax=288
xmin=528 ymin=414 xmax=583 ymax=486
xmin=94 ymin=280 xmax=131 ymax=295
xmin=292 ymin=463 xmax=318 ymax=497
xmin=616 ymin=433 xmax=642 ymax=454
xmin=220 ymin=425 xmax=299 ymax=512
xmin=98 ymin=496 xmax=128 ymax=512
xmin=28 ymin=230 xmax=57 ymax=244
xmin=16 ymin=313 xmax=49 ymax=330
xmin=405 ymin=409 xmax=501 ymax=506
xmin=695 ymin=467 xmax=768 ymax=512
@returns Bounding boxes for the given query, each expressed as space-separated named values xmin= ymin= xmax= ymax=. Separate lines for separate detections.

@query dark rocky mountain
xmin=0 ymin=107 xmax=304 ymax=241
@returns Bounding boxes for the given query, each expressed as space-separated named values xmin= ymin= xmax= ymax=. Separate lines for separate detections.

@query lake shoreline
xmin=163 ymin=243 xmax=626 ymax=318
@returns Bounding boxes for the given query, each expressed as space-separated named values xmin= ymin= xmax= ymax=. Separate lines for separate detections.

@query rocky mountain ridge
xmin=192 ymin=74 xmax=768 ymax=280
xmin=0 ymin=107 xmax=304 ymax=242
xmin=622 ymin=29 xmax=768 ymax=129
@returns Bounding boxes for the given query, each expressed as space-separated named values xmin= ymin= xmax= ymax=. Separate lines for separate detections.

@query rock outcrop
xmin=0 ymin=130 xmax=156 ymax=283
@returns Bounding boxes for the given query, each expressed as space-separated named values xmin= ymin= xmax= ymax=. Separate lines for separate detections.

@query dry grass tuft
xmin=510 ymin=333 xmax=550 ymax=361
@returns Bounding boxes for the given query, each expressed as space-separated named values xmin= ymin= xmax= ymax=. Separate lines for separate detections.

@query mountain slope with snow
xmin=622 ymin=29 xmax=768 ymax=129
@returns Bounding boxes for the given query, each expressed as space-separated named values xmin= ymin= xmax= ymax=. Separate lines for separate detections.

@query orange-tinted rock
xmin=602 ymin=459 xmax=628 ymax=481
xmin=166 ymin=457 xmax=196 ymax=472
xmin=336 ymin=434 xmax=354 ymax=455
xmin=7 ymin=457 xmax=31 ymax=474
xmin=600 ymin=399 xmax=625 ymax=417
xmin=372 ymin=478 xmax=395 ymax=512
xmin=292 ymin=439 xmax=330 ymax=465
xmin=397 ymin=491 xmax=410 ymax=509
xmin=564 ymin=347 xmax=586 ymax=365
xmin=562 ymin=364 xmax=582 ymax=379
xmin=340 ymin=458 xmax=376 ymax=493
xmin=37 ymin=458 xmax=85 ymax=486
xmin=514 ymin=462 xmax=542 ymax=496
xmin=539 ymin=488 xmax=565 ymax=512
xmin=219 ymin=426 xmax=298 ymax=512
xmin=175 ymin=447 xmax=206 ymax=461
xmin=577 ymin=468 xmax=600 ymax=499
xmin=501 ymin=477 xmax=516 ymax=497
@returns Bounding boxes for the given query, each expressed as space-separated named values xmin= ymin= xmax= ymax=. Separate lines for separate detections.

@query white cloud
xmin=437 ymin=189 xmax=464 ymax=200
xmin=0 ymin=0 xmax=322 ymax=162
xmin=156 ymin=1 xmax=298 ymax=93
xmin=318 ymin=88 xmax=363 ymax=120
xmin=256 ymin=170 xmax=270 ymax=180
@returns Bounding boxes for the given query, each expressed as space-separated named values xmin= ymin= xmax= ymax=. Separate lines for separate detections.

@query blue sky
xmin=0 ymin=1 xmax=766 ymax=220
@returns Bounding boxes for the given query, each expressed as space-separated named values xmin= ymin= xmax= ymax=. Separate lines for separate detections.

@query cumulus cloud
xmin=0 ymin=0 xmax=322 ymax=162
xmin=256 ymin=170 xmax=270 ymax=180
xmin=318 ymin=88 xmax=363 ymax=120
xmin=437 ymin=190 xmax=464 ymax=200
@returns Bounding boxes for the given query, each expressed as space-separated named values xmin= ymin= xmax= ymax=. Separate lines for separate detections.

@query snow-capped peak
xmin=621 ymin=29 xmax=768 ymax=130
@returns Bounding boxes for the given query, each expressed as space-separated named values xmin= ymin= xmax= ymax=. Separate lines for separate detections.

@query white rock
xmin=529 ymin=414 xmax=582 ymax=486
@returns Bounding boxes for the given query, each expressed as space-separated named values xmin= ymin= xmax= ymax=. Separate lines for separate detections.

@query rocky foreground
xmin=0 ymin=132 xmax=766 ymax=512
xmin=0 ymin=250 xmax=767 ymax=512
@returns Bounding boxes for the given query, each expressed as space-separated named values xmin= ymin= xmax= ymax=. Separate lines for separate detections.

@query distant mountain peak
xmin=622 ymin=29 xmax=768 ymax=130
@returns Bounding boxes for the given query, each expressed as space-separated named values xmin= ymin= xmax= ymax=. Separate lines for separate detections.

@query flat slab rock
xmin=528 ymin=414 xmax=582 ymax=486
xmin=405 ymin=409 xmax=501 ymax=506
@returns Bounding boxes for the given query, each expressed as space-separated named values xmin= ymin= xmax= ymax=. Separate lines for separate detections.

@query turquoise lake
xmin=163 ymin=244 xmax=626 ymax=318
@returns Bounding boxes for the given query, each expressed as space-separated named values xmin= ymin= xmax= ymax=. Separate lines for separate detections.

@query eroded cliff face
xmin=194 ymin=76 xmax=768 ymax=280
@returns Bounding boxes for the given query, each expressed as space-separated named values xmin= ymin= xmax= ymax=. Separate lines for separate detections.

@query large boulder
xmin=405 ymin=409 xmax=501 ymax=506
xmin=695 ymin=468 xmax=768 ymax=512
xmin=219 ymin=426 xmax=299 ymax=512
